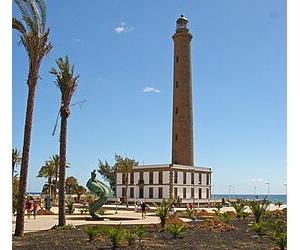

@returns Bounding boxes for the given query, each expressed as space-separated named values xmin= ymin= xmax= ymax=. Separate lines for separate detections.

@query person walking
xmin=25 ymin=199 xmax=32 ymax=219
xmin=32 ymin=200 xmax=38 ymax=219
xmin=170 ymin=205 xmax=176 ymax=216
xmin=141 ymin=201 xmax=147 ymax=219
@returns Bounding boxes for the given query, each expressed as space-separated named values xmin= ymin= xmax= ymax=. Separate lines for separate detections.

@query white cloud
xmin=143 ymin=87 xmax=160 ymax=93
xmin=73 ymin=38 xmax=81 ymax=42
xmin=251 ymin=178 xmax=264 ymax=182
xmin=114 ymin=22 xmax=133 ymax=34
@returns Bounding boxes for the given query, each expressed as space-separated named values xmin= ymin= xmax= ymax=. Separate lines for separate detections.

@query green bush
xmin=134 ymin=225 xmax=145 ymax=242
xmin=275 ymin=201 xmax=283 ymax=207
xmin=65 ymin=196 xmax=75 ymax=215
xmin=186 ymin=208 xmax=194 ymax=218
xmin=166 ymin=223 xmax=185 ymax=239
xmin=269 ymin=219 xmax=287 ymax=250
xmin=84 ymin=226 xmax=101 ymax=241
xmin=219 ymin=213 xmax=231 ymax=224
xmin=106 ymin=225 xmax=126 ymax=249
xmin=124 ymin=230 xmax=137 ymax=245
xmin=249 ymin=222 xmax=266 ymax=236
xmin=231 ymin=200 xmax=246 ymax=220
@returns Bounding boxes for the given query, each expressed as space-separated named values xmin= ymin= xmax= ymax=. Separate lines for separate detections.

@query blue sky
xmin=12 ymin=0 xmax=286 ymax=194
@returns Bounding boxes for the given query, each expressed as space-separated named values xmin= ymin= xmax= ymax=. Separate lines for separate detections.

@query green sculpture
xmin=86 ymin=170 xmax=112 ymax=219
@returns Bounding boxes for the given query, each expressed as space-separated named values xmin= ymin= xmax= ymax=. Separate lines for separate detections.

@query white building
xmin=116 ymin=164 xmax=212 ymax=203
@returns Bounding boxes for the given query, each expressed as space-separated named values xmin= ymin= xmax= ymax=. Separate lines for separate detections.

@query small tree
xmin=115 ymin=155 xmax=138 ymax=207
xmin=166 ymin=223 xmax=185 ymax=239
xmin=154 ymin=199 xmax=174 ymax=228
xmin=12 ymin=148 xmax=22 ymax=178
xmin=248 ymin=196 xmax=270 ymax=223
xmin=98 ymin=160 xmax=117 ymax=196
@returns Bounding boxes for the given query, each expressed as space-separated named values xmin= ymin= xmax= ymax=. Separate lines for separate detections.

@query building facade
xmin=116 ymin=164 xmax=212 ymax=203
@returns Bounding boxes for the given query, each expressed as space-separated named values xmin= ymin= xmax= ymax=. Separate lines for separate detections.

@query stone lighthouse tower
xmin=171 ymin=15 xmax=194 ymax=166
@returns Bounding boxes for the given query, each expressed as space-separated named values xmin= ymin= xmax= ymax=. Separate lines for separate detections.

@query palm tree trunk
xmin=15 ymin=81 xmax=37 ymax=236
xmin=58 ymin=114 xmax=68 ymax=227
xmin=12 ymin=162 xmax=15 ymax=179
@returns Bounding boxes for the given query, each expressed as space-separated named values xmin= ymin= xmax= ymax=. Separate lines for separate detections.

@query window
xmin=199 ymin=188 xmax=202 ymax=199
xmin=149 ymin=187 xmax=153 ymax=198
xmin=206 ymin=174 xmax=209 ymax=185
xmin=149 ymin=171 xmax=153 ymax=184
xmin=130 ymin=172 xmax=134 ymax=185
xmin=159 ymin=171 xmax=163 ymax=184
xmin=174 ymin=171 xmax=178 ymax=184
xmin=191 ymin=172 xmax=194 ymax=184
xmin=176 ymin=56 xmax=179 ymax=63
xmin=139 ymin=186 xmax=144 ymax=198
xmin=199 ymin=173 xmax=202 ymax=185
xmin=183 ymin=188 xmax=186 ymax=199
xmin=191 ymin=188 xmax=194 ymax=198
xmin=174 ymin=187 xmax=178 ymax=198
xmin=175 ymin=134 xmax=178 ymax=141
xmin=183 ymin=172 xmax=186 ymax=184
xmin=159 ymin=187 xmax=163 ymax=199
xmin=130 ymin=187 xmax=134 ymax=198
xmin=176 ymin=81 xmax=178 ymax=88
xmin=206 ymin=188 xmax=210 ymax=199
xmin=122 ymin=187 xmax=126 ymax=197
xmin=175 ymin=107 xmax=178 ymax=114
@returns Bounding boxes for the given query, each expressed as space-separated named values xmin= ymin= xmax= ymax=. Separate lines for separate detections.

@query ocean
xmin=213 ymin=194 xmax=287 ymax=205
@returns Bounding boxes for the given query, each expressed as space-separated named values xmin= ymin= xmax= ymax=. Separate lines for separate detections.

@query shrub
xmin=215 ymin=203 xmax=223 ymax=212
xmin=166 ymin=223 xmax=185 ymax=239
xmin=275 ymin=201 xmax=283 ymax=207
xmin=51 ymin=224 xmax=76 ymax=230
xmin=231 ymin=200 xmax=246 ymax=220
xmin=84 ymin=226 xmax=101 ymax=241
xmin=134 ymin=225 xmax=145 ymax=242
xmin=249 ymin=222 xmax=266 ymax=236
xmin=271 ymin=232 xmax=287 ymax=250
xmin=124 ymin=230 xmax=137 ymax=245
xmin=106 ymin=225 xmax=126 ymax=249
xmin=153 ymin=199 xmax=174 ymax=228
xmin=248 ymin=196 xmax=270 ymax=223
xmin=186 ymin=208 xmax=194 ymax=218
xmin=96 ymin=208 xmax=105 ymax=215
xmin=65 ymin=196 xmax=75 ymax=215
xmin=219 ymin=213 xmax=231 ymax=224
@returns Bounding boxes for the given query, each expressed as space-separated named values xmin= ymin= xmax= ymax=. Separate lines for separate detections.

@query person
xmin=140 ymin=201 xmax=147 ymax=219
xmin=170 ymin=205 xmax=176 ymax=216
xmin=25 ymin=199 xmax=32 ymax=219
xmin=32 ymin=200 xmax=38 ymax=219
xmin=188 ymin=202 xmax=193 ymax=210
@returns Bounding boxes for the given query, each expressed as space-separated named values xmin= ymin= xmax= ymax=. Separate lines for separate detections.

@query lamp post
xmin=254 ymin=186 xmax=257 ymax=200
xmin=211 ymin=185 xmax=216 ymax=200
xmin=266 ymin=182 xmax=270 ymax=196
xmin=284 ymin=183 xmax=287 ymax=196
xmin=228 ymin=184 xmax=232 ymax=199
xmin=232 ymin=185 xmax=235 ymax=199
xmin=134 ymin=184 xmax=137 ymax=212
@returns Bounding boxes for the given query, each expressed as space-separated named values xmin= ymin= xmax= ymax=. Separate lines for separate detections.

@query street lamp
xmin=254 ymin=186 xmax=257 ymax=200
xmin=211 ymin=185 xmax=216 ymax=200
xmin=284 ymin=183 xmax=287 ymax=196
xmin=232 ymin=185 xmax=235 ymax=199
xmin=266 ymin=182 xmax=270 ymax=196
xmin=228 ymin=184 xmax=232 ymax=198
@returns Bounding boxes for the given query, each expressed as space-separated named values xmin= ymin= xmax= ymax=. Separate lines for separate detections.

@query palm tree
xmin=12 ymin=148 xmax=22 ymax=178
xmin=50 ymin=56 xmax=79 ymax=227
xmin=75 ymin=185 xmax=87 ymax=202
xmin=65 ymin=176 xmax=79 ymax=194
xmin=37 ymin=161 xmax=56 ymax=200
xmin=13 ymin=0 xmax=52 ymax=236
xmin=47 ymin=154 xmax=70 ymax=201
xmin=115 ymin=155 xmax=138 ymax=207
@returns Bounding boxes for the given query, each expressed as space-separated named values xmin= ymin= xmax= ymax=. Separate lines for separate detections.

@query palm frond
xmin=28 ymin=0 xmax=40 ymax=33
xmin=12 ymin=17 xmax=26 ymax=34
xmin=35 ymin=0 xmax=46 ymax=32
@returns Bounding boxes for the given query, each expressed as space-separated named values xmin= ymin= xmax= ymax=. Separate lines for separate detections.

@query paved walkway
xmin=12 ymin=205 xmax=285 ymax=233
xmin=12 ymin=210 xmax=163 ymax=233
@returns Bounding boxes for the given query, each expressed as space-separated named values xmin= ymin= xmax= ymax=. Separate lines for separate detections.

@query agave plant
xmin=84 ymin=226 xmax=101 ymax=241
xmin=166 ymin=223 xmax=185 ymax=239
xmin=105 ymin=225 xmax=126 ymax=250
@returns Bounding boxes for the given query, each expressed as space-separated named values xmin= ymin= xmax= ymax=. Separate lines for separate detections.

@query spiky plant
xmin=50 ymin=56 xmax=79 ymax=226
xmin=13 ymin=0 xmax=52 ymax=236
xmin=231 ymin=200 xmax=246 ymax=220
xmin=154 ymin=199 xmax=174 ymax=228
xmin=12 ymin=148 xmax=22 ymax=178
xmin=248 ymin=196 xmax=270 ymax=223
xmin=166 ymin=223 xmax=185 ymax=239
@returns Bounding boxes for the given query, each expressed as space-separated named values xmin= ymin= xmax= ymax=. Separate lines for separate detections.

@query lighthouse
xmin=171 ymin=15 xmax=194 ymax=166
